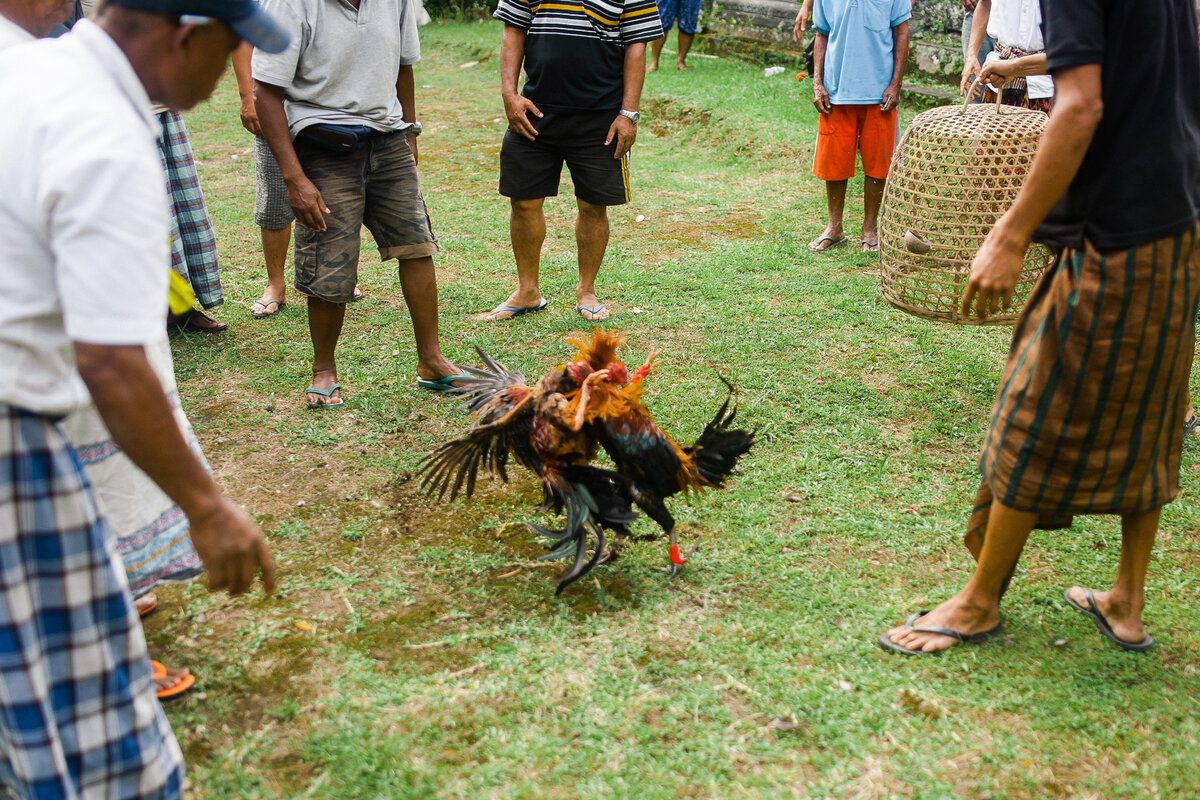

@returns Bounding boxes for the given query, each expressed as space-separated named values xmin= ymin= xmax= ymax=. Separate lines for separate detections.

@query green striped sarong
xmin=980 ymin=225 xmax=1200 ymax=518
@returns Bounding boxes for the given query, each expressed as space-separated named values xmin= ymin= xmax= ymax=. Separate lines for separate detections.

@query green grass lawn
xmin=152 ymin=21 xmax=1200 ymax=799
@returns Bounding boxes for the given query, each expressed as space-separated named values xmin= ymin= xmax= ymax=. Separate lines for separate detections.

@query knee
xmin=511 ymin=197 xmax=544 ymax=218
xmin=576 ymin=199 xmax=609 ymax=222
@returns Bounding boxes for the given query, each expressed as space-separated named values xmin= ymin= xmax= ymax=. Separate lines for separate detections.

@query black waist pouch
xmin=295 ymin=123 xmax=376 ymax=154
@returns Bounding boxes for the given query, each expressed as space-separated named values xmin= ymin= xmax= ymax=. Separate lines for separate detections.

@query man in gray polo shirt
xmin=253 ymin=0 xmax=464 ymax=405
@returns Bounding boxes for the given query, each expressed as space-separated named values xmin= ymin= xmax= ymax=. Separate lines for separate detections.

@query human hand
xmin=605 ymin=114 xmax=636 ymax=158
xmin=239 ymin=97 xmax=262 ymax=137
xmin=960 ymin=223 xmax=1028 ymax=320
xmin=961 ymin=0 xmax=978 ymax=12
xmin=979 ymin=59 xmax=1017 ymax=90
xmin=406 ymin=131 xmax=419 ymax=164
xmin=961 ymin=56 xmax=981 ymax=94
xmin=188 ymin=497 xmax=276 ymax=597
xmin=503 ymin=92 xmax=542 ymax=141
xmin=881 ymin=80 xmax=901 ymax=112
xmin=812 ymin=83 xmax=832 ymax=115
xmin=286 ymin=175 xmax=330 ymax=232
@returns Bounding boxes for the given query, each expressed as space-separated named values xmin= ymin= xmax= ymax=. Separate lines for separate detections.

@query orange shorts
xmin=812 ymin=104 xmax=898 ymax=181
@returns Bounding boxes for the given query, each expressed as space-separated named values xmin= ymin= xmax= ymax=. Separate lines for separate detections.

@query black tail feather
xmin=686 ymin=384 xmax=755 ymax=488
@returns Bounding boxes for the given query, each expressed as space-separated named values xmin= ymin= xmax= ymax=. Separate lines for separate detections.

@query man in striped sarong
xmin=882 ymin=0 xmax=1200 ymax=655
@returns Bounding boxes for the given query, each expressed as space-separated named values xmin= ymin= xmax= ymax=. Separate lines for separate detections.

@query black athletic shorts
xmin=498 ymin=108 xmax=630 ymax=206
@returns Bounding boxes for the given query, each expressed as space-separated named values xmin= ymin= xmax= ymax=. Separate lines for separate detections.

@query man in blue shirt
xmin=808 ymin=0 xmax=910 ymax=253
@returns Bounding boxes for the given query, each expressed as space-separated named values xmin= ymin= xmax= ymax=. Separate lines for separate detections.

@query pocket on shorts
xmin=861 ymin=0 xmax=893 ymax=32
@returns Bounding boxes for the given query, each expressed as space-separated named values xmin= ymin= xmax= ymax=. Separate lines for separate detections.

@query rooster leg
xmin=628 ymin=486 xmax=683 ymax=577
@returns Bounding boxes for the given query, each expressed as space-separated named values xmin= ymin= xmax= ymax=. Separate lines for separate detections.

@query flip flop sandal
xmin=1063 ymin=588 xmax=1155 ymax=652
xmin=250 ymin=298 xmax=286 ymax=319
xmin=878 ymin=611 xmax=1006 ymax=656
xmin=808 ymin=235 xmax=847 ymax=252
xmin=306 ymin=383 xmax=344 ymax=408
xmin=417 ymin=373 xmax=471 ymax=394
xmin=575 ymin=304 xmax=608 ymax=321
xmin=486 ymin=299 xmax=548 ymax=321
xmin=155 ymin=670 xmax=195 ymax=701
xmin=136 ymin=593 xmax=158 ymax=618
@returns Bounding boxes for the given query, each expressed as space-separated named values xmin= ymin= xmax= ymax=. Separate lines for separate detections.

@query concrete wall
xmin=705 ymin=0 xmax=967 ymax=84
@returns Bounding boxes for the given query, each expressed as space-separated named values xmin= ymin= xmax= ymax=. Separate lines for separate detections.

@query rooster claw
xmin=658 ymin=561 xmax=685 ymax=578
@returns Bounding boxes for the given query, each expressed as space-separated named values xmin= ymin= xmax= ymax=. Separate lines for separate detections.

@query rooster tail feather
xmin=686 ymin=383 xmax=755 ymax=488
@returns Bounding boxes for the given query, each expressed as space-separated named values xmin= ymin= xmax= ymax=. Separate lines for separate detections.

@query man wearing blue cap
xmin=0 ymin=0 xmax=286 ymax=796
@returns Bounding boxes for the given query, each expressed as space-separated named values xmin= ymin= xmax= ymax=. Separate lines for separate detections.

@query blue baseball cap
xmin=109 ymin=0 xmax=290 ymax=53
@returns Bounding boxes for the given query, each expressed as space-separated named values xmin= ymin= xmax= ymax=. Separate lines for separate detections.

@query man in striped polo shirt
xmin=486 ymin=0 xmax=663 ymax=322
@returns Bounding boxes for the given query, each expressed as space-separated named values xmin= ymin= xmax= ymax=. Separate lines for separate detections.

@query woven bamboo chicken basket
xmin=879 ymin=88 xmax=1054 ymax=325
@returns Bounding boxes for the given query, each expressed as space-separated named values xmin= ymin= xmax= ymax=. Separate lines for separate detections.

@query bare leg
xmin=649 ymin=36 xmax=665 ymax=71
xmin=862 ymin=176 xmax=885 ymax=250
xmin=884 ymin=498 xmax=1036 ymax=653
xmin=396 ymin=255 xmax=461 ymax=383
xmin=1066 ymin=509 xmax=1158 ymax=644
xmin=488 ymin=197 xmax=546 ymax=320
xmin=676 ymin=32 xmax=694 ymax=69
xmin=575 ymin=198 xmax=611 ymax=320
xmin=306 ymin=296 xmax=345 ymax=405
xmin=251 ymin=224 xmax=291 ymax=315
xmin=809 ymin=179 xmax=847 ymax=250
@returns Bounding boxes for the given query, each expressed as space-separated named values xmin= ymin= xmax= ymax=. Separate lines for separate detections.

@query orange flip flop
xmin=136 ymin=593 xmax=158 ymax=618
xmin=149 ymin=661 xmax=195 ymax=701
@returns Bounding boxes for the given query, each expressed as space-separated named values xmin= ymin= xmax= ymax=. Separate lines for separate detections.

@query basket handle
xmin=960 ymin=77 xmax=1006 ymax=115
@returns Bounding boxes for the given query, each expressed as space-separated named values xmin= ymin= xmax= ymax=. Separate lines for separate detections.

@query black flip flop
xmin=878 ymin=610 xmax=1006 ymax=656
xmin=1063 ymin=588 xmax=1155 ymax=652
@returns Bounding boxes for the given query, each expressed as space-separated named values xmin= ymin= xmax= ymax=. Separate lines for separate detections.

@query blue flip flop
xmin=575 ymin=303 xmax=608 ymax=320
xmin=305 ymin=383 xmax=344 ymax=408
xmin=417 ymin=374 xmax=470 ymax=394
xmin=486 ymin=299 xmax=547 ymax=321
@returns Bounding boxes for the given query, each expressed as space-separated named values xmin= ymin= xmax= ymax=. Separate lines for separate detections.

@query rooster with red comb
xmin=419 ymin=330 xmax=754 ymax=594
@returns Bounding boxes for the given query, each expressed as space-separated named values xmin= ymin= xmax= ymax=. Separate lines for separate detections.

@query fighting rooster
xmin=419 ymin=330 xmax=754 ymax=594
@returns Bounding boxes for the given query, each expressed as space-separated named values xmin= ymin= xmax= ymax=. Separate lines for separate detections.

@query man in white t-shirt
xmin=0 ymin=0 xmax=286 ymax=795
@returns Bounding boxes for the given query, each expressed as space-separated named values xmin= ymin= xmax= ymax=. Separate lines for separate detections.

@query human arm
xmin=792 ymin=0 xmax=813 ymax=41
xmin=232 ymin=43 xmax=261 ymax=136
xmin=74 ymin=343 xmax=275 ymax=596
xmin=397 ymin=63 xmax=418 ymax=162
xmin=960 ymin=0 xmax=990 ymax=93
xmin=960 ymin=64 xmax=1103 ymax=319
xmin=812 ymin=32 xmax=831 ymax=113
xmin=881 ymin=20 xmax=908 ymax=112
xmin=500 ymin=23 xmax=541 ymax=140
xmin=604 ymin=42 xmax=646 ymax=158
xmin=978 ymin=53 xmax=1049 ymax=87
xmin=254 ymin=79 xmax=330 ymax=231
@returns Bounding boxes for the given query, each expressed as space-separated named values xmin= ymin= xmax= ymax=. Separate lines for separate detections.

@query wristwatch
xmin=406 ymin=121 xmax=422 ymax=136
xmin=618 ymin=109 xmax=640 ymax=124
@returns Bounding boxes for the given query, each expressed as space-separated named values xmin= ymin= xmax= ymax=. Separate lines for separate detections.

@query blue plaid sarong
xmin=159 ymin=111 xmax=223 ymax=311
xmin=0 ymin=404 xmax=183 ymax=799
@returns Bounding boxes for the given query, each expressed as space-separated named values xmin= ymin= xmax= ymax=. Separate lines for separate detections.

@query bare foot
xmin=154 ymin=665 xmax=194 ymax=700
xmin=306 ymin=368 xmax=342 ymax=407
xmin=486 ymin=290 xmax=545 ymax=321
xmin=649 ymin=60 xmax=659 ymax=72
xmin=882 ymin=593 xmax=1001 ymax=654
xmin=677 ymin=61 xmax=689 ymax=70
xmin=1065 ymin=586 xmax=1148 ymax=645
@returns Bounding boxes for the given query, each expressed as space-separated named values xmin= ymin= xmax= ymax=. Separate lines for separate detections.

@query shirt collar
xmin=71 ymin=19 xmax=159 ymax=135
